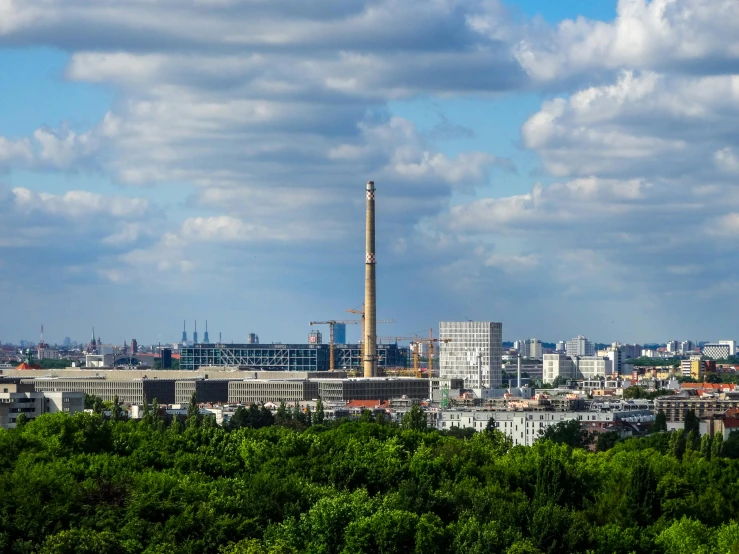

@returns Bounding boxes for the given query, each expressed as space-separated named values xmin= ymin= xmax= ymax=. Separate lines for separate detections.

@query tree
xmin=359 ymin=409 xmax=375 ymax=424
xmin=684 ymin=410 xmax=700 ymax=435
xmin=110 ymin=395 xmax=123 ymax=422
xmin=622 ymin=458 xmax=660 ymax=526
xmin=401 ymin=405 xmax=427 ymax=431
xmin=537 ymin=419 xmax=592 ymax=449
xmin=484 ymin=416 xmax=496 ymax=435
xmin=670 ymin=429 xmax=687 ymax=460
xmin=314 ymin=399 xmax=325 ymax=425
xmin=700 ymin=433 xmax=713 ymax=459
xmin=654 ymin=410 xmax=668 ymax=433
xmin=14 ymin=413 xmax=27 ymax=428
xmin=712 ymin=432 xmax=724 ymax=459
xmin=595 ymin=431 xmax=620 ymax=452
xmin=186 ymin=392 xmax=200 ymax=428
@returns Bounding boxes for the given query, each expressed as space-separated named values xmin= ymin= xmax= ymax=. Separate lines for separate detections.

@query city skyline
xmin=2 ymin=0 xmax=739 ymax=344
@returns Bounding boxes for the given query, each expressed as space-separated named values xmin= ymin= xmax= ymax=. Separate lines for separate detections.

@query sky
xmin=1 ymin=0 xmax=738 ymax=346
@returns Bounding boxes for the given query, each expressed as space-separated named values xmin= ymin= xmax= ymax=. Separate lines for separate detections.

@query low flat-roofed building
xmin=175 ymin=379 xmax=230 ymax=404
xmin=30 ymin=378 xmax=177 ymax=404
xmin=0 ymin=390 xmax=84 ymax=429
xmin=228 ymin=379 xmax=319 ymax=404
xmin=315 ymin=378 xmax=430 ymax=402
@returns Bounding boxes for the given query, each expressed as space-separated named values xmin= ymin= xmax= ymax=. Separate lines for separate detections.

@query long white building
xmin=542 ymin=353 xmax=613 ymax=384
xmin=439 ymin=322 xmax=503 ymax=388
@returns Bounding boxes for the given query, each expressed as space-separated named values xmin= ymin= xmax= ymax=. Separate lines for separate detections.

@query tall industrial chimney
xmin=363 ymin=180 xmax=377 ymax=378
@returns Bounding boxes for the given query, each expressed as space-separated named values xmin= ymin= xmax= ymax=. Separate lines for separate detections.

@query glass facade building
xmin=180 ymin=343 xmax=408 ymax=371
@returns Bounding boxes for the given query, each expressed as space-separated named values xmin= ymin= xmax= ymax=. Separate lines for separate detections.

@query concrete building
xmin=36 ymin=348 xmax=63 ymax=360
xmin=702 ymin=343 xmax=731 ymax=360
xmin=439 ymin=321 xmax=503 ymax=388
xmin=31 ymin=378 xmax=178 ymax=405
xmin=555 ymin=341 xmax=566 ymax=353
xmin=566 ymin=336 xmax=595 ymax=357
xmin=86 ymin=353 xmax=115 ymax=367
xmin=543 ymin=354 xmax=574 ymax=384
xmin=680 ymin=341 xmax=695 ymax=354
xmin=438 ymin=408 xmax=652 ymax=447
xmin=666 ymin=340 xmax=679 ymax=354
xmin=574 ymin=357 xmax=613 ymax=380
xmin=0 ymin=383 xmax=84 ymax=429
xmin=606 ymin=345 xmax=626 ymax=375
xmin=720 ymin=340 xmax=737 ymax=357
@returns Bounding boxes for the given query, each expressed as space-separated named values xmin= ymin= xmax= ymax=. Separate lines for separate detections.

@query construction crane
xmin=309 ymin=320 xmax=361 ymax=371
xmin=346 ymin=304 xmax=395 ymax=363
xmin=411 ymin=328 xmax=451 ymax=378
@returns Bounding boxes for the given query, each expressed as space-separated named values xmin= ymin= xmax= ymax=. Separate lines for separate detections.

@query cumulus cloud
xmin=511 ymin=0 xmax=739 ymax=83
xmin=12 ymin=187 xmax=148 ymax=218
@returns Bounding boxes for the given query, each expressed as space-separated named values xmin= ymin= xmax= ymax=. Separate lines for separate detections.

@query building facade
xmin=180 ymin=343 xmax=408 ymax=371
xmin=566 ymin=336 xmax=595 ymax=357
xmin=702 ymin=344 xmax=731 ymax=360
xmin=439 ymin=322 xmax=503 ymax=388
xmin=0 ymin=388 xmax=84 ymax=429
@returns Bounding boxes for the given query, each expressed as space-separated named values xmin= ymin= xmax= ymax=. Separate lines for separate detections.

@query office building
xmin=573 ymin=357 xmax=613 ymax=380
xmin=32 ymin=378 xmax=178 ymax=405
xmin=543 ymin=354 xmax=574 ymax=384
xmin=0 ymin=382 xmax=84 ymax=429
xmin=247 ymin=333 xmax=259 ymax=344
xmin=180 ymin=343 xmax=408 ymax=371
xmin=720 ymin=340 xmax=737 ymax=357
xmin=334 ymin=324 xmax=347 ymax=344
xmin=702 ymin=343 xmax=732 ymax=360
xmin=566 ymin=336 xmax=595 ymax=357
xmin=439 ymin=322 xmax=503 ymax=388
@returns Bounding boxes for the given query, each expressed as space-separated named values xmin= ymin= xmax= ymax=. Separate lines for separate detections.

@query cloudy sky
xmin=1 ymin=0 xmax=738 ymax=346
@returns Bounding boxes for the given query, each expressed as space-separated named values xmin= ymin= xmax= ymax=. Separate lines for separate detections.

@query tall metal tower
xmin=181 ymin=320 xmax=188 ymax=343
xmin=203 ymin=320 xmax=210 ymax=344
xmin=193 ymin=321 xmax=198 ymax=345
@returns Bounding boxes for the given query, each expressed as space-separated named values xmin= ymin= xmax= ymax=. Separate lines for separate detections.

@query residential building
xmin=666 ymin=340 xmax=679 ymax=354
xmin=606 ymin=345 xmax=626 ymax=375
xmin=566 ymin=336 xmax=595 ymax=357
xmin=555 ymin=341 xmax=566 ymax=353
xmin=681 ymin=356 xmax=705 ymax=380
xmin=702 ymin=343 xmax=731 ymax=360
xmin=680 ymin=341 xmax=695 ymax=354
xmin=36 ymin=348 xmax=63 ymax=360
xmin=438 ymin=408 xmax=652 ymax=447
xmin=439 ymin=322 xmax=503 ymax=388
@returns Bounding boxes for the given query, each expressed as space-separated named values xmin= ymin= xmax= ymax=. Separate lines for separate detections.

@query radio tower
xmin=193 ymin=321 xmax=198 ymax=345
xmin=181 ymin=320 xmax=188 ymax=343
xmin=203 ymin=321 xmax=210 ymax=344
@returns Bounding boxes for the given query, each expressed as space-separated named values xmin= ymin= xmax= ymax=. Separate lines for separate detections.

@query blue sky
xmin=2 ymin=0 xmax=739 ymax=347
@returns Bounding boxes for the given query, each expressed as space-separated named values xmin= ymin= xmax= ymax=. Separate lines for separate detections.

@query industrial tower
xmin=203 ymin=321 xmax=210 ymax=344
xmin=363 ymin=180 xmax=377 ymax=378
xmin=181 ymin=321 xmax=188 ymax=343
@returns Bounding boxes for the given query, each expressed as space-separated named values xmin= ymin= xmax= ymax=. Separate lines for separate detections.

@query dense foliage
xmin=2 ymin=410 xmax=739 ymax=553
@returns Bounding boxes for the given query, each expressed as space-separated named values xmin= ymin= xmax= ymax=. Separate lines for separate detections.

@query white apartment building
xmin=439 ymin=322 xmax=503 ymax=388
xmin=702 ymin=343 xmax=732 ymax=360
xmin=666 ymin=340 xmax=679 ymax=353
xmin=606 ymin=345 xmax=626 ymax=375
xmin=555 ymin=341 xmax=566 ymax=353
xmin=680 ymin=341 xmax=695 ymax=354
xmin=437 ymin=410 xmax=650 ymax=447
xmin=566 ymin=336 xmax=595 ymax=357
xmin=528 ymin=339 xmax=543 ymax=359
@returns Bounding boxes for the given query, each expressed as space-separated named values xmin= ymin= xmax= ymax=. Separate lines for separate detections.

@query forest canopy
xmin=1 ymin=409 xmax=738 ymax=554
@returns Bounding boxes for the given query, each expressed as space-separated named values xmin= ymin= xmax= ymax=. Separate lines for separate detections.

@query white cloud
xmin=12 ymin=187 xmax=148 ymax=218
xmin=512 ymin=0 xmax=739 ymax=83
xmin=715 ymin=147 xmax=739 ymax=174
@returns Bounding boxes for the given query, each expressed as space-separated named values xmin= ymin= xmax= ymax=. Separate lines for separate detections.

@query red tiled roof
xmin=16 ymin=362 xmax=41 ymax=370
xmin=346 ymin=400 xmax=389 ymax=409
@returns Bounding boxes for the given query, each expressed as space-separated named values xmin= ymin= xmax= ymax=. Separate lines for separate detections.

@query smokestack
xmin=363 ymin=180 xmax=377 ymax=378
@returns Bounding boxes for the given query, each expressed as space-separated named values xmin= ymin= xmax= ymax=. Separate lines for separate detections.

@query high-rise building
xmin=309 ymin=330 xmax=322 ymax=344
xmin=131 ymin=339 xmax=138 ymax=355
xmin=247 ymin=333 xmax=259 ymax=344
xmin=680 ymin=340 xmax=695 ymax=354
xmin=666 ymin=340 xmax=679 ymax=353
xmin=334 ymin=324 xmax=347 ymax=344
xmin=528 ymin=339 xmax=543 ymax=359
xmin=565 ymin=336 xmax=594 ymax=357
xmin=606 ymin=344 xmax=625 ymax=375
xmin=439 ymin=322 xmax=503 ymax=388
xmin=555 ymin=341 xmax=566 ymax=353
